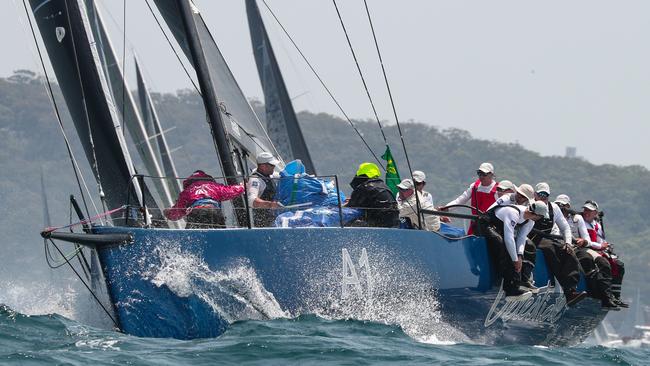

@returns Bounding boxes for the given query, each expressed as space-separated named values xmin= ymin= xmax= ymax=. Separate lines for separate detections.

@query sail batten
xmin=246 ymin=0 xmax=316 ymax=174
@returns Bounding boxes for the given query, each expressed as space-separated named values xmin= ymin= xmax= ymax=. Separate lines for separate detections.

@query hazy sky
xmin=3 ymin=0 xmax=649 ymax=169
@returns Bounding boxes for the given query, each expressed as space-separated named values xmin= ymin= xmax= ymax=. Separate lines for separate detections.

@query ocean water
xmin=0 ymin=304 xmax=648 ymax=365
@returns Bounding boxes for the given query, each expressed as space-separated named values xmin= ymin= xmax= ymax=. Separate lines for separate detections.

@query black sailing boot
xmin=601 ymin=296 xmax=621 ymax=311
xmin=564 ymin=288 xmax=587 ymax=307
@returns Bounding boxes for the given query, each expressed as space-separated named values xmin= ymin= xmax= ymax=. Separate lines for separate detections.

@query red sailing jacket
xmin=164 ymin=171 xmax=244 ymax=221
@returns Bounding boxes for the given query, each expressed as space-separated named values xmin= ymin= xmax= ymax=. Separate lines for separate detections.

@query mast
xmin=153 ymin=0 xmax=280 ymax=168
xmin=175 ymin=0 xmax=239 ymax=185
xmin=246 ymin=0 xmax=316 ymax=174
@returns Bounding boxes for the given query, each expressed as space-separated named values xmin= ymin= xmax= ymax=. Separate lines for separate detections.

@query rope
xmin=259 ymin=0 xmax=385 ymax=170
xmin=21 ymin=0 xmax=100 ymax=219
xmin=363 ymin=0 xmax=420 ymax=225
xmin=44 ymin=239 xmax=82 ymax=269
xmin=48 ymin=238 xmax=119 ymax=329
xmin=331 ymin=0 xmax=387 ymax=145
xmin=43 ymin=205 xmax=127 ymax=234
xmin=144 ymin=0 xmax=201 ymax=94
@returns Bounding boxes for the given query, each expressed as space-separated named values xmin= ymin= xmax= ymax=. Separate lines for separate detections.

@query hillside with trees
xmin=1 ymin=71 xmax=648 ymax=312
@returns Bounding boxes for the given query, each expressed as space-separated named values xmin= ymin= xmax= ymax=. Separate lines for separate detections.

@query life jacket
xmin=530 ymin=201 xmax=554 ymax=243
xmin=348 ymin=176 xmax=399 ymax=228
xmin=468 ymin=180 xmax=497 ymax=234
xmin=252 ymin=171 xmax=277 ymax=227
xmin=483 ymin=204 xmax=528 ymax=236
xmin=470 ymin=179 xmax=498 ymax=214
xmin=585 ymin=219 xmax=620 ymax=276
xmin=586 ymin=221 xmax=599 ymax=243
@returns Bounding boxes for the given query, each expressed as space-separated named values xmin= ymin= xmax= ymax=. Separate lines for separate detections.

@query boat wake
xmin=145 ymin=242 xmax=287 ymax=324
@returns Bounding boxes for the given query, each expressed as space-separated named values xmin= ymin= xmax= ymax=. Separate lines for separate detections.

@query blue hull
xmin=93 ymin=226 xmax=606 ymax=345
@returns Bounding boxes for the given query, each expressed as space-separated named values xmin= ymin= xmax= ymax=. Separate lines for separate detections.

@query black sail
xmin=29 ymin=0 xmax=150 ymax=214
xmin=135 ymin=57 xmax=182 ymax=197
xmin=246 ymin=0 xmax=316 ymax=174
xmin=86 ymin=1 xmax=174 ymax=208
xmin=153 ymin=0 xmax=279 ymax=166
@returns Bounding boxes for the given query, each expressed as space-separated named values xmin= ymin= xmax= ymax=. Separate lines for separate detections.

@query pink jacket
xmin=164 ymin=170 xmax=244 ymax=221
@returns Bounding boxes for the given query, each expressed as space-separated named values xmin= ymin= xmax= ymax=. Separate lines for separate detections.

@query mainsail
xmin=153 ymin=0 xmax=279 ymax=167
xmin=29 ymin=0 xmax=152 ymax=215
xmin=246 ymin=0 xmax=316 ymax=174
xmin=86 ymin=1 xmax=174 ymax=208
xmin=135 ymin=57 xmax=182 ymax=197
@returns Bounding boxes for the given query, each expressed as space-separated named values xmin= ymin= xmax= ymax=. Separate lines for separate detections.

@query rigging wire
xmin=362 ymin=0 xmax=422 ymax=228
xmin=331 ymin=0 xmax=387 ymax=145
xmin=62 ymin=0 xmax=109 ymax=212
xmin=143 ymin=0 xmax=279 ymax=174
xmin=47 ymin=238 xmax=119 ymax=329
xmin=143 ymin=0 xmax=201 ymax=94
xmin=20 ymin=0 xmax=99 ymax=219
xmin=259 ymin=0 xmax=385 ymax=170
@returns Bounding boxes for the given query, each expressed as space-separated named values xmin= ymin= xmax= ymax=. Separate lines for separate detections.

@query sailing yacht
xmin=32 ymin=0 xmax=610 ymax=345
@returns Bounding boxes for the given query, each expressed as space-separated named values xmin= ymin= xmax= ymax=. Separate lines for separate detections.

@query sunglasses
xmin=537 ymin=192 xmax=550 ymax=198
xmin=476 ymin=170 xmax=489 ymax=177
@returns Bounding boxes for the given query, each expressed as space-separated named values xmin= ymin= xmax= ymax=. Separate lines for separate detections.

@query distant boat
xmin=33 ymin=0 xmax=609 ymax=345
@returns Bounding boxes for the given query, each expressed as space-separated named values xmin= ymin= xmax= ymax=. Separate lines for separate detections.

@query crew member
xmin=412 ymin=170 xmax=434 ymax=207
xmin=488 ymin=183 xmax=537 ymax=290
xmin=345 ymin=162 xmax=399 ymax=228
xmin=396 ymin=178 xmax=440 ymax=232
xmin=247 ymin=152 xmax=282 ymax=227
xmin=496 ymin=180 xmax=516 ymax=198
xmin=582 ymin=200 xmax=627 ymax=307
xmin=491 ymin=183 xmax=535 ymax=207
xmin=526 ymin=183 xmax=586 ymax=306
xmin=479 ymin=201 xmax=548 ymax=299
xmin=554 ymin=195 xmax=621 ymax=310
xmin=444 ymin=162 xmax=498 ymax=234
xmin=164 ymin=170 xmax=244 ymax=229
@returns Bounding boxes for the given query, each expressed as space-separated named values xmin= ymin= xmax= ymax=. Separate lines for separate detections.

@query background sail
xmin=153 ymin=0 xmax=279 ymax=167
xmin=29 ymin=0 xmax=152 ymax=214
xmin=86 ymin=1 xmax=174 ymax=209
xmin=246 ymin=0 xmax=316 ymax=174
xmin=135 ymin=57 xmax=182 ymax=197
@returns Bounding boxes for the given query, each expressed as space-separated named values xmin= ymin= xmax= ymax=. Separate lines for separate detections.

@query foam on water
xmin=144 ymin=242 xmax=287 ymax=324
xmin=0 ymin=277 xmax=115 ymax=330
xmin=0 ymin=279 xmax=77 ymax=318
xmin=296 ymin=238 xmax=469 ymax=345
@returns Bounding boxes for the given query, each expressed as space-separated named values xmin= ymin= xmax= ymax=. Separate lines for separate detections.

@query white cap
xmin=497 ymin=180 xmax=515 ymax=191
xmin=554 ymin=194 xmax=571 ymax=206
xmin=529 ymin=200 xmax=550 ymax=218
xmin=412 ymin=170 xmax=426 ymax=183
xmin=535 ymin=182 xmax=550 ymax=195
xmin=582 ymin=200 xmax=599 ymax=211
xmin=478 ymin=162 xmax=494 ymax=174
xmin=256 ymin=151 xmax=280 ymax=165
xmin=397 ymin=178 xmax=414 ymax=190
xmin=515 ymin=184 xmax=535 ymax=203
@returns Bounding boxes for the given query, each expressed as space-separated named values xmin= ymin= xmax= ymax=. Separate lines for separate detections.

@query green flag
xmin=381 ymin=145 xmax=401 ymax=195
